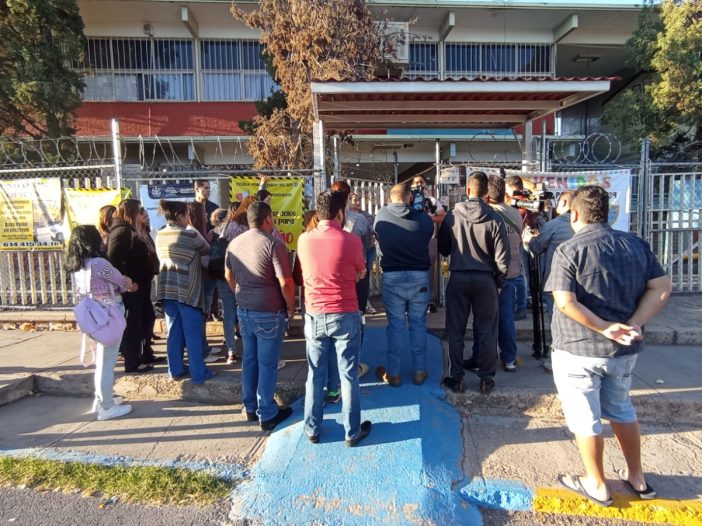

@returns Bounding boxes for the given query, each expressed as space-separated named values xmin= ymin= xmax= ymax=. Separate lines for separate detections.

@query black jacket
xmin=374 ymin=203 xmax=434 ymax=272
xmin=438 ymin=198 xmax=510 ymax=287
xmin=107 ymin=219 xmax=154 ymax=284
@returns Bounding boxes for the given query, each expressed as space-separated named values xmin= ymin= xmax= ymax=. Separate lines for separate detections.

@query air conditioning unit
xmin=377 ymin=21 xmax=410 ymax=63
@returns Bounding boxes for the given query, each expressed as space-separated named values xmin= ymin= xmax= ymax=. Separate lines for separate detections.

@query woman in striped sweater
xmin=155 ymin=200 xmax=215 ymax=384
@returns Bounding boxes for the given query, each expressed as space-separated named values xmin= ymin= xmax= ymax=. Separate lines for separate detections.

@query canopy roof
xmin=311 ymin=77 xmax=615 ymax=130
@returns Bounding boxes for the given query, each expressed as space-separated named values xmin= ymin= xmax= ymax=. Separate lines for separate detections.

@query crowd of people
xmin=67 ymin=172 xmax=672 ymax=499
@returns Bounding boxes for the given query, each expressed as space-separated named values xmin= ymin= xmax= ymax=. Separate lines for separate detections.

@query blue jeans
xmin=216 ymin=279 xmax=237 ymax=350
xmin=381 ymin=270 xmax=430 ymax=377
xmin=515 ymin=272 xmax=527 ymax=312
xmin=238 ymin=308 xmax=286 ymax=422
xmin=163 ymin=299 xmax=213 ymax=384
xmin=204 ymin=278 xmax=238 ymax=351
xmin=498 ymin=277 xmax=518 ymax=364
xmin=304 ymin=311 xmax=362 ymax=440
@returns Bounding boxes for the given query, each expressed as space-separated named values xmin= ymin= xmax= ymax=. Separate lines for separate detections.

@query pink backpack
xmin=74 ymin=264 xmax=126 ymax=352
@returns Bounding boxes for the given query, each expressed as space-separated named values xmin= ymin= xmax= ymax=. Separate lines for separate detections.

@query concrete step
xmin=446 ymin=387 xmax=702 ymax=427
xmin=0 ymin=375 xmax=34 ymax=407
xmin=32 ymin=369 xmax=306 ymax=407
xmin=5 ymin=368 xmax=696 ymax=427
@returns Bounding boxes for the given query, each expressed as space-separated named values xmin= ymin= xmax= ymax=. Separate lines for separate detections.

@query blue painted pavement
xmin=230 ymin=326 xmax=483 ymax=525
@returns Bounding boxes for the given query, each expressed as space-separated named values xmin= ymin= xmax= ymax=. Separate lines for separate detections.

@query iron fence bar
xmin=28 ymin=253 xmax=37 ymax=305
xmin=49 ymin=252 xmax=59 ymax=305
xmin=18 ymin=253 xmax=27 ymax=306
xmin=0 ymin=253 xmax=8 ymax=305
xmin=38 ymin=252 xmax=48 ymax=305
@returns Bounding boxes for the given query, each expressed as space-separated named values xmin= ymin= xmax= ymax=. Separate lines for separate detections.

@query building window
xmin=200 ymin=40 xmax=276 ymax=101
xmin=445 ymin=43 xmax=553 ymax=78
xmin=77 ymin=38 xmax=195 ymax=101
xmin=407 ymin=42 xmax=438 ymax=79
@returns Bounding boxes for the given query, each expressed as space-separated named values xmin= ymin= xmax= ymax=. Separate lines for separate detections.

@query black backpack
xmin=207 ymin=232 xmax=229 ymax=280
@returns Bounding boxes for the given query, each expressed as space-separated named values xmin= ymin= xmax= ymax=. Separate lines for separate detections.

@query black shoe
xmin=260 ymin=406 xmax=293 ymax=431
xmin=125 ymin=364 xmax=154 ymax=374
xmin=307 ymin=433 xmax=320 ymax=444
xmin=480 ymin=377 xmax=495 ymax=395
xmin=345 ymin=421 xmax=372 ymax=447
xmin=442 ymin=376 xmax=465 ymax=393
xmin=427 ymin=303 xmax=437 ymax=314
xmin=142 ymin=356 xmax=166 ymax=365
xmin=242 ymin=406 xmax=258 ymax=422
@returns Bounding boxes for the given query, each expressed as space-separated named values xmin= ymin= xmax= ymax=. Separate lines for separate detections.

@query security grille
xmin=76 ymin=38 xmax=195 ymax=101
xmin=445 ymin=42 xmax=554 ymax=79
xmin=200 ymin=40 xmax=277 ymax=101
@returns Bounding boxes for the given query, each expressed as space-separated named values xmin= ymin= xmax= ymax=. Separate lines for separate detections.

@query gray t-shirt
xmin=225 ymin=228 xmax=291 ymax=312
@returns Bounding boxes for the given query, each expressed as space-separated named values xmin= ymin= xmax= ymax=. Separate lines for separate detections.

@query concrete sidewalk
xmin=1 ymin=326 xmax=700 ymax=426
xmin=0 ymin=324 xmax=700 ymax=525
xmin=2 ymin=293 xmax=701 ymax=345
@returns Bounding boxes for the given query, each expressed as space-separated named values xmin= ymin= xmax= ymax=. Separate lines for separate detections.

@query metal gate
xmin=639 ymin=160 xmax=702 ymax=293
xmin=345 ymin=177 xmax=391 ymax=296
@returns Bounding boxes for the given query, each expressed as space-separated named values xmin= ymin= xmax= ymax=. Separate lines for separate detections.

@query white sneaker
xmin=366 ymin=301 xmax=377 ymax=314
xmin=543 ymin=358 xmax=553 ymax=372
xmin=91 ymin=396 xmax=125 ymax=414
xmin=97 ymin=403 xmax=133 ymax=421
xmin=204 ymin=354 xmax=220 ymax=363
xmin=226 ymin=351 xmax=237 ymax=364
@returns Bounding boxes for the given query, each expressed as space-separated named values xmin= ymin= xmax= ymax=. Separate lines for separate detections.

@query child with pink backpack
xmin=66 ymin=225 xmax=139 ymax=421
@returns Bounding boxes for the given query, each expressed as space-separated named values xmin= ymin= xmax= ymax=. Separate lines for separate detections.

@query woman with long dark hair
xmin=66 ymin=225 xmax=137 ymax=420
xmin=135 ymin=206 xmax=163 ymax=364
xmin=107 ymin=199 xmax=159 ymax=373
xmin=155 ymin=200 xmax=215 ymax=384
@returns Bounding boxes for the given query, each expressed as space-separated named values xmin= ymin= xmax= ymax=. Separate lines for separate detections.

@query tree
xmin=650 ymin=0 xmax=702 ymax=132
xmin=0 ymin=0 xmax=86 ymax=139
xmin=231 ymin=0 xmax=386 ymax=169
xmin=602 ymin=0 xmax=702 ymax=155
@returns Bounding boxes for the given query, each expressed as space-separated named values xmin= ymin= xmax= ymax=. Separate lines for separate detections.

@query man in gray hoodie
xmin=438 ymin=172 xmax=510 ymax=394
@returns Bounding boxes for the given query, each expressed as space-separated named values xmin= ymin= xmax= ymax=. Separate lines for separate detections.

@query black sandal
xmin=616 ymin=468 xmax=657 ymax=499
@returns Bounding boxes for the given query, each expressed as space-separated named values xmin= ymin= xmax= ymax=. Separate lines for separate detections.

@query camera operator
xmin=505 ymin=176 xmax=545 ymax=320
xmin=410 ymin=175 xmax=446 ymax=313
xmin=410 ymin=175 xmax=446 ymax=224
xmin=522 ymin=191 xmax=575 ymax=319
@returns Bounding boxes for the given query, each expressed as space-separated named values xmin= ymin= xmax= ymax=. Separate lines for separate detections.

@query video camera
xmin=509 ymin=188 xmax=554 ymax=214
xmin=411 ymin=186 xmax=438 ymax=214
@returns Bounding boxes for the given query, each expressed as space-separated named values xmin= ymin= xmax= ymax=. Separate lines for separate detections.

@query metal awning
xmin=311 ymin=77 xmax=615 ymax=130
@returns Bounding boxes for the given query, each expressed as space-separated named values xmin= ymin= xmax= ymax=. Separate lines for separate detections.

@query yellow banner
xmin=229 ymin=176 xmax=305 ymax=250
xmin=0 ymin=178 xmax=62 ymax=250
xmin=63 ymin=188 xmax=130 ymax=236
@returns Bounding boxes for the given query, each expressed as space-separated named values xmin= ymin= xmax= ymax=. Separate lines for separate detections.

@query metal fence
xmin=641 ymin=161 xmax=702 ymax=293
xmin=345 ymin=177 xmax=392 ymax=296
xmin=0 ymin=165 xmax=117 ymax=308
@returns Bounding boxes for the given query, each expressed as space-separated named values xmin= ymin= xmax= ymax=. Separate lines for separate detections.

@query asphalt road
xmin=1 ymin=486 xmax=655 ymax=526
xmin=0 ymin=487 xmax=230 ymax=526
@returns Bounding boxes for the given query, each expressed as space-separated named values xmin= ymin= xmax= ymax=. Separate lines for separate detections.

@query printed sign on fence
xmin=63 ymin=188 xmax=130 ymax=238
xmin=139 ymin=182 xmax=220 ymax=239
xmin=467 ymin=167 xmax=632 ymax=232
xmin=229 ymin=177 xmax=305 ymax=250
xmin=0 ymin=178 xmax=63 ymax=250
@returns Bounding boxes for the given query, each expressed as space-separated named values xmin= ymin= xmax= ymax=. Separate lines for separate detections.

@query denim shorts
xmin=552 ymin=350 xmax=638 ymax=436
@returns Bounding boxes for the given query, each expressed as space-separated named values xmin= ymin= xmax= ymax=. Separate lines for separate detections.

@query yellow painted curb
xmin=534 ymin=488 xmax=702 ymax=526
